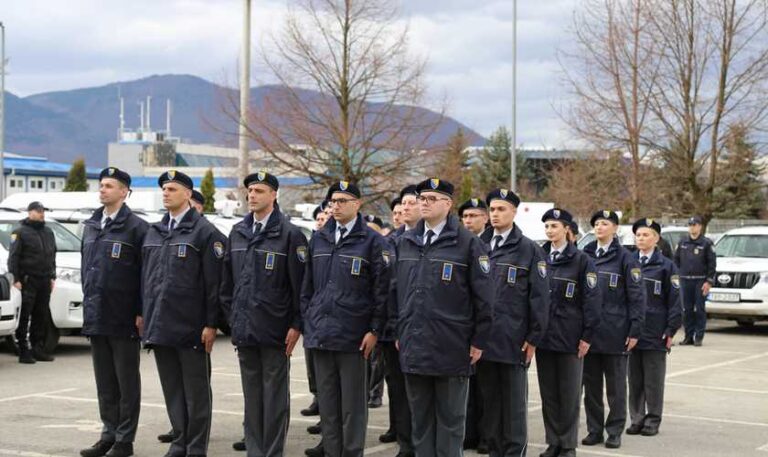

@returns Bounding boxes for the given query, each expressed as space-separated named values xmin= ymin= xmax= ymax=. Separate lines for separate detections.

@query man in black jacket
xmin=141 ymin=170 xmax=225 ymax=457
xmin=9 ymin=201 xmax=57 ymax=364
xmin=79 ymin=167 xmax=148 ymax=457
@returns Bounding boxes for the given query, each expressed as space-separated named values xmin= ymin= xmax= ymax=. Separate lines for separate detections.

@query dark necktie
xmin=640 ymin=256 xmax=648 ymax=265
xmin=492 ymin=235 xmax=503 ymax=251
xmin=338 ymin=227 xmax=347 ymax=243
xmin=169 ymin=219 xmax=177 ymax=231
xmin=424 ymin=230 xmax=435 ymax=248
xmin=551 ymin=251 xmax=559 ymax=262
xmin=253 ymin=222 xmax=263 ymax=234
xmin=597 ymin=247 xmax=605 ymax=258
xmin=102 ymin=216 xmax=112 ymax=229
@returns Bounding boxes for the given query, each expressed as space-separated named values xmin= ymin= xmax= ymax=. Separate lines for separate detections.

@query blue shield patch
xmin=111 ymin=242 xmax=121 ymax=259
xmin=671 ymin=275 xmax=680 ymax=289
xmin=296 ymin=246 xmax=307 ymax=263
xmin=631 ymin=268 xmax=641 ymax=283
xmin=441 ymin=263 xmax=453 ymax=281
xmin=507 ymin=267 xmax=517 ymax=284
xmin=430 ymin=178 xmax=440 ymax=189
xmin=537 ymin=261 xmax=547 ymax=279
xmin=609 ymin=273 xmax=618 ymax=288
xmin=178 ymin=244 xmax=187 ymax=258
xmin=265 ymin=252 xmax=275 ymax=270
xmin=351 ymin=257 xmax=362 ymax=276
xmin=586 ymin=272 xmax=598 ymax=289
xmin=213 ymin=241 xmax=224 ymax=259
xmin=654 ymin=280 xmax=662 ymax=295
xmin=478 ymin=256 xmax=490 ymax=274
xmin=565 ymin=282 xmax=576 ymax=298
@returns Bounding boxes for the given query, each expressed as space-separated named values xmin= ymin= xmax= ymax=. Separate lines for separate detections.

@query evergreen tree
xmin=64 ymin=158 xmax=88 ymax=192
xmin=472 ymin=126 xmax=532 ymax=196
xmin=433 ymin=128 xmax=470 ymax=191
xmin=200 ymin=168 xmax=216 ymax=213
xmin=713 ymin=126 xmax=766 ymax=219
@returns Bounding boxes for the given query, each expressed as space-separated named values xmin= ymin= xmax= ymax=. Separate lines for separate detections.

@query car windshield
xmin=0 ymin=218 xmax=82 ymax=252
xmin=663 ymin=231 xmax=686 ymax=252
xmin=715 ymin=235 xmax=768 ymax=258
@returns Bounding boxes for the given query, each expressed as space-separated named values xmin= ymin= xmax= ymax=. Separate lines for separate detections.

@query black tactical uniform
xmin=674 ymin=216 xmax=716 ymax=344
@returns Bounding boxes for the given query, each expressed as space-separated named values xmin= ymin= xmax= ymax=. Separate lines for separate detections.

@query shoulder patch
xmin=296 ymin=246 xmax=307 ymax=263
xmin=586 ymin=272 xmax=598 ymax=289
xmin=631 ymin=267 xmax=642 ymax=283
xmin=537 ymin=260 xmax=547 ymax=279
xmin=213 ymin=241 xmax=225 ymax=259
xmin=671 ymin=274 xmax=680 ymax=289
xmin=382 ymin=250 xmax=391 ymax=266
xmin=478 ymin=255 xmax=490 ymax=274
xmin=10 ymin=233 xmax=17 ymax=243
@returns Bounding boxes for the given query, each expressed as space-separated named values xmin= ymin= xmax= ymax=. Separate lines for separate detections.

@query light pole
xmin=238 ymin=0 xmax=251 ymax=212
xmin=0 ymin=22 xmax=5 ymax=201
xmin=510 ymin=0 xmax=517 ymax=192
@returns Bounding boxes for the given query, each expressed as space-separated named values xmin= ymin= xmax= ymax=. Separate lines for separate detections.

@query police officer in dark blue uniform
xmin=477 ymin=188 xmax=550 ymax=457
xmin=537 ymin=208 xmax=601 ymax=457
xmin=581 ymin=210 xmax=646 ymax=450
xmin=220 ymin=171 xmax=307 ymax=457
xmin=141 ymin=170 xmax=226 ymax=457
xmin=459 ymin=198 xmax=490 ymax=239
xmin=301 ymin=181 xmax=391 ymax=457
xmin=79 ymin=168 xmax=148 ymax=457
xmin=674 ymin=216 xmax=716 ymax=346
xmin=628 ymin=218 xmax=681 ymax=437
xmin=191 ymin=190 xmax=206 ymax=214
xmin=394 ymin=177 xmax=494 ymax=457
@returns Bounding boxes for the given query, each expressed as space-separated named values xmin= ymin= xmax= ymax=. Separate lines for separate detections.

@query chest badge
xmin=351 ymin=257 xmax=362 ymax=276
xmin=609 ymin=273 xmax=619 ymax=288
xmin=177 ymin=244 xmax=187 ymax=258
xmin=565 ymin=282 xmax=576 ymax=298
xmin=507 ymin=266 xmax=517 ymax=284
xmin=265 ymin=252 xmax=276 ymax=270
xmin=694 ymin=248 xmax=700 ymax=255
xmin=441 ymin=263 xmax=453 ymax=282
xmin=111 ymin=242 xmax=121 ymax=259
xmin=654 ymin=280 xmax=662 ymax=295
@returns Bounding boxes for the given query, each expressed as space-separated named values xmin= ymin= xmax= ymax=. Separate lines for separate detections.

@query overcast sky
xmin=1 ymin=0 xmax=578 ymax=147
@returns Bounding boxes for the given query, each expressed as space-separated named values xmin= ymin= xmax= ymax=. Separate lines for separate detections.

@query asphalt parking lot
xmin=1 ymin=319 xmax=767 ymax=457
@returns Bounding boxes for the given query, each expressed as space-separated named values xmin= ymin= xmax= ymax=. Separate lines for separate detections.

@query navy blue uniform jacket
xmin=674 ymin=235 xmax=716 ymax=284
xmin=636 ymin=248 xmax=682 ymax=352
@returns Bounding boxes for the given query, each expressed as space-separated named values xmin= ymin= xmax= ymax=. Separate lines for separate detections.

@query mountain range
xmin=4 ymin=74 xmax=486 ymax=167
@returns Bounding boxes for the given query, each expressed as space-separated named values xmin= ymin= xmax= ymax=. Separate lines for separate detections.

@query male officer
xmin=79 ymin=168 xmax=148 ymax=457
xmin=391 ymin=197 xmax=404 ymax=231
xmin=220 ymin=171 xmax=307 ymax=457
xmin=301 ymin=181 xmax=390 ymax=457
xmin=478 ymin=188 xmax=550 ymax=457
xmin=142 ymin=170 xmax=225 ymax=457
xmin=459 ymin=198 xmax=490 ymax=238
xmin=674 ymin=216 xmax=716 ymax=346
xmin=581 ymin=210 xmax=646 ymax=450
xmin=394 ymin=177 xmax=494 ymax=457
xmin=191 ymin=190 xmax=206 ymax=214
xmin=9 ymin=201 xmax=57 ymax=363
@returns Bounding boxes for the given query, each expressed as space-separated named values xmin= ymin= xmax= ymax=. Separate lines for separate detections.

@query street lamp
xmin=0 ymin=21 xmax=5 ymax=201
xmin=510 ymin=0 xmax=517 ymax=192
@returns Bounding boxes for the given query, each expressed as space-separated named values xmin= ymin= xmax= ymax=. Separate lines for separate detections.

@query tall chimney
xmin=166 ymin=98 xmax=172 ymax=137
xmin=146 ymin=95 xmax=152 ymax=131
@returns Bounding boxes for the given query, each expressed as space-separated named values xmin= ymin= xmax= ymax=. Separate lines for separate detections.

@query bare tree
xmin=224 ymin=0 xmax=443 ymax=201
xmin=560 ymin=0 xmax=660 ymax=217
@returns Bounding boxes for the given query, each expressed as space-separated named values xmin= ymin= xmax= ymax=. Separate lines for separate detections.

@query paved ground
xmin=0 ymin=319 xmax=767 ymax=457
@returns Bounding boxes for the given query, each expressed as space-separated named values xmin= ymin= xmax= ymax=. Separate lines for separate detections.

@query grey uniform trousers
xmin=536 ymin=350 xmax=583 ymax=450
xmin=582 ymin=353 xmax=628 ymax=437
xmin=628 ymin=350 xmax=667 ymax=430
xmin=405 ymin=373 xmax=469 ymax=457
xmin=381 ymin=342 xmax=413 ymax=453
xmin=477 ymin=361 xmax=528 ymax=457
xmin=90 ymin=335 xmax=141 ymax=444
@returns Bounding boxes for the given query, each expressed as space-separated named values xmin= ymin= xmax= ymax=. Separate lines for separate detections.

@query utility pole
xmin=0 ymin=22 xmax=6 ymax=201
xmin=238 ymin=0 xmax=252 ymax=211
xmin=510 ymin=0 xmax=517 ymax=192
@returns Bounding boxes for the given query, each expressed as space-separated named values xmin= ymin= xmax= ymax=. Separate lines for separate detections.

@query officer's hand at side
xmin=135 ymin=316 xmax=144 ymax=337
xmin=285 ymin=328 xmax=301 ymax=357
xmin=50 ymin=280 xmax=55 ymax=291
xmin=577 ymin=340 xmax=591 ymax=359
xmin=701 ymin=282 xmax=711 ymax=296
xmin=395 ymin=340 xmax=399 ymax=351
xmin=625 ymin=337 xmax=638 ymax=352
xmin=201 ymin=327 xmax=217 ymax=353
xmin=521 ymin=341 xmax=536 ymax=364
xmin=469 ymin=346 xmax=483 ymax=365
xmin=13 ymin=281 xmax=21 ymax=290
xmin=664 ymin=335 xmax=673 ymax=350
xmin=360 ymin=332 xmax=377 ymax=360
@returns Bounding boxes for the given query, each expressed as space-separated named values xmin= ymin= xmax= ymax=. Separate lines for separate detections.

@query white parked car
xmin=706 ymin=226 xmax=768 ymax=327
xmin=0 ymin=209 xmax=84 ymax=352
xmin=0 ymin=266 xmax=22 ymax=349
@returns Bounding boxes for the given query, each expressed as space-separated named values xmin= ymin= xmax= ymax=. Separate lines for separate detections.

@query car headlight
xmin=57 ymin=267 xmax=81 ymax=284
xmin=760 ymin=272 xmax=768 ymax=284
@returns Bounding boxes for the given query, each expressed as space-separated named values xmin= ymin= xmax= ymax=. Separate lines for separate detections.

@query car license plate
xmin=709 ymin=292 xmax=740 ymax=302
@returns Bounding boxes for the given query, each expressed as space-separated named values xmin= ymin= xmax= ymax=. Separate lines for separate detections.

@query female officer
xmin=627 ymin=218 xmax=681 ymax=437
xmin=537 ymin=208 xmax=601 ymax=457
xmin=581 ymin=211 xmax=646 ymax=449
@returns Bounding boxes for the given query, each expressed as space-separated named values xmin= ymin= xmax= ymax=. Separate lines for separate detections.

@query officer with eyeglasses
xmin=301 ymin=181 xmax=391 ymax=457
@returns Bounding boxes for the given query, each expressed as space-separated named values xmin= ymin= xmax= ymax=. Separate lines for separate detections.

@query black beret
xmin=326 ymin=181 xmax=361 ymax=200
xmin=569 ymin=220 xmax=580 ymax=234
xmin=244 ymin=170 xmax=279 ymax=191
xmin=486 ymin=188 xmax=521 ymax=207
xmin=416 ymin=178 xmax=454 ymax=197
xmin=100 ymin=167 xmax=132 ymax=188
xmin=158 ymin=170 xmax=193 ymax=190
xmin=687 ymin=215 xmax=702 ymax=225
xmin=313 ymin=205 xmax=325 ymax=220
xmin=390 ymin=197 xmax=402 ymax=211
xmin=399 ymin=185 xmax=419 ymax=200
xmin=632 ymin=218 xmax=661 ymax=235
xmin=458 ymin=198 xmax=488 ymax=217
xmin=541 ymin=208 xmax=574 ymax=224
xmin=365 ymin=214 xmax=384 ymax=227
xmin=191 ymin=190 xmax=205 ymax=206
xmin=590 ymin=209 xmax=619 ymax=227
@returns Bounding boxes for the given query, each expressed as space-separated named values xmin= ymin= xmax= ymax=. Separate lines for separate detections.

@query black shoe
xmin=378 ymin=429 xmax=396 ymax=443
xmin=463 ymin=440 xmax=478 ymax=450
xmin=539 ymin=445 xmax=560 ymax=457
xmin=476 ymin=439 xmax=489 ymax=454
xmin=394 ymin=453 xmax=415 ymax=457
xmin=641 ymin=426 xmax=658 ymax=436
xmin=680 ymin=337 xmax=693 ymax=345
xmin=106 ymin=442 xmax=133 ymax=457
xmin=581 ymin=433 xmax=603 ymax=446
xmin=301 ymin=398 xmax=319 ymax=416
xmin=32 ymin=349 xmax=54 ymax=362
xmin=307 ymin=422 xmax=322 ymax=435
xmin=626 ymin=424 xmax=643 ymax=435
xmin=162 ymin=452 xmax=185 ymax=457
xmin=80 ymin=440 xmax=115 ymax=457
xmin=559 ymin=449 xmax=576 ymax=457
xmin=232 ymin=438 xmax=246 ymax=451
xmin=693 ymin=338 xmax=703 ymax=347
xmin=157 ymin=430 xmax=177 ymax=443
xmin=368 ymin=397 xmax=383 ymax=408
xmin=304 ymin=442 xmax=324 ymax=457
xmin=605 ymin=435 xmax=621 ymax=449
xmin=19 ymin=348 xmax=36 ymax=364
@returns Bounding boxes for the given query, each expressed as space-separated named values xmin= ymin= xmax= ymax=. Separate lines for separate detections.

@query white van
xmin=706 ymin=226 xmax=768 ymax=326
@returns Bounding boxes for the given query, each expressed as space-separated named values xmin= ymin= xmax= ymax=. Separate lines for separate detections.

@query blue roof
xmin=3 ymin=157 xmax=101 ymax=178
xmin=131 ymin=175 xmax=314 ymax=188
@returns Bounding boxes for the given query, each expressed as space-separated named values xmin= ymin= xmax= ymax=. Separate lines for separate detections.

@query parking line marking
xmin=667 ymin=351 xmax=768 ymax=379
xmin=666 ymin=413 xmax=768 ymax=428
xmin=0 ymin=450 xmax=71 ymax=457
xmin=363 ymin=443 xmax=398 ymax=455
xmin=0 ymin=388 xmax=79 ymax=403
xmin=666 ymin=382 xmax=768 ymax=395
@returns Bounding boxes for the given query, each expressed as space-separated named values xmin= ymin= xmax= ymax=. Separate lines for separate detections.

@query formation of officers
xmin=64 ymin=166 xmax=693 ymax=457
